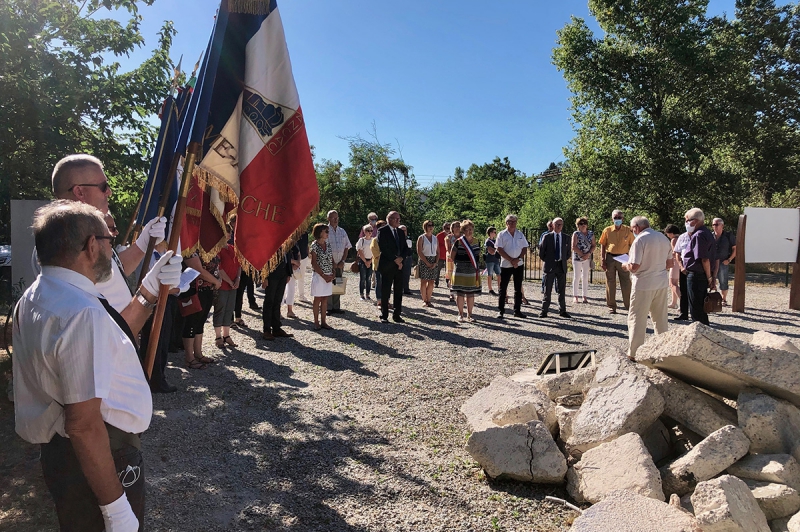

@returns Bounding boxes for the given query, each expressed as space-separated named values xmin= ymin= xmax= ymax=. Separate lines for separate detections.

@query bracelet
xmin=134 ymin=289 xmax=157 ymax=310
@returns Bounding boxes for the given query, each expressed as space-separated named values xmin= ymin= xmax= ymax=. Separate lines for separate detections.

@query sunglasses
xmin=365 ymin=229 xmax=373 ymax=233
xmin=83 ymin=234 xmax=114 ymax=250
xmin=578 ymin=222 xmax=587 ymax=226
xmin=69 ymin=182 xmax=111 ymax=193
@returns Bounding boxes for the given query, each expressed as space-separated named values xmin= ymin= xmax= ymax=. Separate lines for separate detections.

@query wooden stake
xmin=732 ymin=214 xmax=746 ymax=313
xmin=790 ymin=208 xmax=800 ymax=311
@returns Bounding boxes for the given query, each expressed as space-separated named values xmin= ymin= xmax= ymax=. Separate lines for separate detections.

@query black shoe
xmin=329 ymin=309 xmax=345 ymax=314
xmin=538 ymin=312 xmax=548 ymax=318
xmin=151 ymin=381 xmax=178 ymax=394
xmin=489 ymin=290 xmax=497 ymax=296
xmin=272 ymin=328 xmax=294 ymax=338
xmin=513 ymin=311 xmax=527 ymax=318
xmin=559 ymin=311 xmax=572 ymax=318
xmin=674 ymin=315 xmax=688 ymax=321
xmin=496 ymin=312 xmax=504 ymax=320
xmin=249 ymin=304 xmax=261 ymax=310
xmin=393 ymin=316 xmax=405 ymax=323
xmin=403 ymin=291 xmax=413 ymax=295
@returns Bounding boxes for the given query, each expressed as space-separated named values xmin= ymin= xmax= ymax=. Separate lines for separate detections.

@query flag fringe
xmin=228 ymin=0 xmax=273 ymax=15
xmin=193 ymin=166 xmax=240 ymax=208
xmin=235 ymin=203 xmax=318 ymax=279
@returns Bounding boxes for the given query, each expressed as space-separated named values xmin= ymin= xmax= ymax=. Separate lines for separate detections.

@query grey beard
xmin=94 ymin=248 xmax=113 ymax=283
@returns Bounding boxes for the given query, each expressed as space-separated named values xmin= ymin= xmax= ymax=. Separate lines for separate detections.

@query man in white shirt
xmin=622 ymin=216 xmax=674 ymax=359
xmin=32 ymin=154 xmax=168 ymax=315
xmin=13 ymin=201 xmax=181 ymax=532
xmin=326 ymin=210 xmax=352 ymax=313
xmin=495 ymin=214 xmax=529 ymax=319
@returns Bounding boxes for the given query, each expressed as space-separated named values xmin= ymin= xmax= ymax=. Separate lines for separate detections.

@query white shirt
xmin=629 ymin=228 xmax=673 ymax=291
xmin=356 ymin=237 xmax=373 ymax=260
xmin=495 ymin=229 xmax=529 ymax=268
xmin=419 ymin=234 xmax=438 ymax=257
xmin=12 ymin=266 xmax=152 ymax=443
xmin=32 ymin=247 xmax=132 ymax=312
xmin=327 ymin=225 xmax=352 ymax=264
xmin=674 ymin=232 xmax=691 ymax=258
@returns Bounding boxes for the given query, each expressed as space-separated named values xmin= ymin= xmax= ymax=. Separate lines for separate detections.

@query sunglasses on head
xmin=69 ymin=182 xmax=111 ymax=193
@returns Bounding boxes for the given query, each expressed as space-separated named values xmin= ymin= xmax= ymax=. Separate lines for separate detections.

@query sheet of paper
xmin=613 ymin=253 xmax=630 ymax=264
xmin=179 ymin=268 xmax=201 ymax=293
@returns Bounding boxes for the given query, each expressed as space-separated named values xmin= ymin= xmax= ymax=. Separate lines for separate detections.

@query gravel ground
xmin=1 ymin=276 xmax=799 ymax=531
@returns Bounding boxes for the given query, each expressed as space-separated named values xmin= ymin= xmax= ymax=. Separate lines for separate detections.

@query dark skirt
xmin=419 ymin=255 xmax=438 ymax=280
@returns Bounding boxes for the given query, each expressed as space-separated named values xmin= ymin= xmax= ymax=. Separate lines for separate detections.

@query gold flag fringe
xmin=193 ymin=166 xmax=240 ymax=208
xmin=235 ymin=203 xmax=319 ymax=280
xmin=228 ymin=0 xmax=273 ymax=15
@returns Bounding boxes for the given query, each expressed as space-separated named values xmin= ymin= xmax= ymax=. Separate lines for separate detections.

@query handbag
xmin=178 ymin=293 xmax=202 ymax=317
xmin=704 ymin=290 xmax=723 ymax=314
xmin=350 ymin=261 xmax=359 ymax=273
xmin=412 ymin=264 xmax=420 ymax=279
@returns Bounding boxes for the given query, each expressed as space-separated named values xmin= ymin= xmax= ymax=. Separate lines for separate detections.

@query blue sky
xmin=117 ymin=0 xmax=743 ymax=186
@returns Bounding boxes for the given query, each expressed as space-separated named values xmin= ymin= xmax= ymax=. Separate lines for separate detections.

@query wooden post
xmin=732 ymin=214 xmax=746 ymax=313
xmin=790 ymin=208 xmax=800 ymax=311
xmin=143 ymin=143 xmax=199 ymax=379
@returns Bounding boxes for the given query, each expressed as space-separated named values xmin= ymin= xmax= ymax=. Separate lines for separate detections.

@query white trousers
xmin=627 ymin=286 xmax=670 ymax=358
xmin=572 ymin=260 xmax=590 ymax=298
xmin=294 ymin=257 xmax=311 ymax=299
xmin=283 ymin=276 xmax=296 ymax=306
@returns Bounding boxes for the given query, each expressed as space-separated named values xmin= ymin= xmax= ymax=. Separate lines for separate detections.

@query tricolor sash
xmin=459 ymin=236 xmax=480 ymax=280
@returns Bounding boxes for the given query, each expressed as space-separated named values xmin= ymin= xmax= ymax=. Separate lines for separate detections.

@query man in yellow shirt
xmin=598 ymin=209 xmax=635 ymax=314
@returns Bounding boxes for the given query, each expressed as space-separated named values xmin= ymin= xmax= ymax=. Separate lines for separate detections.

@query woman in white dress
xmin=309 ymin=223 xmax=335 ymax=330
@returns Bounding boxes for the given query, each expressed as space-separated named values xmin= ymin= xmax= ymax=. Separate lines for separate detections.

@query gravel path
xmin=1 ymin=276 xmax=798 ymax=531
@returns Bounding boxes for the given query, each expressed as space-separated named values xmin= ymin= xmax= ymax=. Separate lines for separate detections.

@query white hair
xmin=630 ymin=216 xmax=650 ymax=229
xmin=685 ymin=208 xmax=705 ymax=222
xmin=612 ymin=209 xmax=623 ymax=218
xmin=505 ymin=214 xmax=518 ymax=223
xmin=713 ymin=218 xmax=724 ymax=226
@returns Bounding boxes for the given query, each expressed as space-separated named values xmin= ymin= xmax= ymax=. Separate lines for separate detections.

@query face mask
xmin=685 ymin=222 xmax=695 ymax=233
xmin=614 ymin=219 xmax=622 ymax=227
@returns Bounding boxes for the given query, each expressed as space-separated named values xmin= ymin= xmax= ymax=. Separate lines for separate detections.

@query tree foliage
xmin=1 ymin=0 xmax=175 ymax=241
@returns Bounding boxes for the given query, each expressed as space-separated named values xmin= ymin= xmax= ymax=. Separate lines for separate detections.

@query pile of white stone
xmin=461 ymin=322 xmax=800 ymax=532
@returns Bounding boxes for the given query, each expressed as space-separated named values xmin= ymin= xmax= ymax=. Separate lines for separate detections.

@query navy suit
xmin=539 ymin=231 xmax=571 ymax=314
xmin=377 ymin=225 xmax=410 ymax=319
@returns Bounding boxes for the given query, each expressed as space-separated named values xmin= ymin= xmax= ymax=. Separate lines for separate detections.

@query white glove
xmin=135 ymin=216 xmax=167 ymax=252
xmin=100 ymin=492 xmax=139 ymax=532
xmin=141 ymin=250 xmax=182 ymax=297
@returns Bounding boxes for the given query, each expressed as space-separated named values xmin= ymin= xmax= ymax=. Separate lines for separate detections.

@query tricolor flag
xmin=184 ymin=0 xmax=318 ymax=274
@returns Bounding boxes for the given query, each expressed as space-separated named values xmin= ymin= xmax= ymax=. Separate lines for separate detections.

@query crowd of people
xmin=10 ymin=152 xmax=739 ymax=532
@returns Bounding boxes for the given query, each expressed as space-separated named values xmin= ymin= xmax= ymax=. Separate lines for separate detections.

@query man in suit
xmin=539 ymin=217 xmax=572 ymax=318
xmin=377 ymin=211 xmax=410 ymax=323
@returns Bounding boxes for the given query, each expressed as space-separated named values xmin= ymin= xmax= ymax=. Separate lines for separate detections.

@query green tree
xmin=0 ymin=0 xmax=175 ymax=241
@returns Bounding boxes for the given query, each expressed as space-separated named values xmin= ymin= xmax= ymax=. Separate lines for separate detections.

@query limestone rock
xmin=641 ymin=419 xmax=673 ymax=465
xmin=566 ymin=433 xmax=664 ymax=503
xmin=660 ymin=425 xmax=751 ymax=497
xmin=738 ymin=391 xmax=800 ymax=462
xmin=647 ymin=368 xmax=738 ymax=437
xmin=791 ymin=513 xmax=800 ymax=532
xmin=635 ymin=322 xmax=800 ymax=406
xmin=465 ymin=420 xmax=566 ymax=483
xmin=752 ymin=331 xmax=800 ymax=355
xmin=728 ymin=454 xmax=800 ymax=492
xmin=691 ymin=475 xmax=770 ymax=532
xmin=745 ymin=480 xmax=800 ymax=521
xmin=569 ymin=489 xmax=700 ymax=532
xmin=556 ymin=405 xmax=578 ymax=442
xmin=460 ymin=376 xmax=557 ymax=435
xmin=773 ymin=513 xmax=800 ymax=532
xmin=567 ymin=373 xmax=664 ymax=453
xmin=523 ymin=366 xmax=597 ymax=401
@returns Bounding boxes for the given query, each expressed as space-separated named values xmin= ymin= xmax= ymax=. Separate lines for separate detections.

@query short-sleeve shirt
xmin=674 ymin=232 xmax=691 ymax=258
xmin=12 ymin=267 xmax=152 ymax=444
xmin=684 ymin=226 xmax=715 ymax=273
xmin=599 ymin=225 xmax=635 ymax=254
xmin=356 ymin=237 xmax=374 ymax=260
xmin=436 ymin=231 xmax=448 ymax=259
xmin=715 ymin=231 xmax=735 ymax=261
xmin=628 ymin=228 xmax=673 ymax=291
xmin=495 ymin=229 xmax=529 ymax=268
xmin=484 ymin=238 xmax=499 ymax=263
xmin=217 ymin=244 xmax=239 ymax=290
xmin=327 ymin=225 xmax=352 ymax=264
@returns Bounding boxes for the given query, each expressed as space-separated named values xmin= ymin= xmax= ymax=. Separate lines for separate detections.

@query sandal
xmin=314 ymin=324 xmax=321 ymax=331
xmin=233 ymin=319 xmax=248 ymax=329
xmin=286 ymin=312 xmax=298 ymax=319
xmin=320 ymin=323 xmax=333 ymax=330
xmin=215 ymin=336 xmax=224 ymax=348
xmin=196 ymin=354 xmax=218 ymax=364
xmin=223 ymin=336 xmax=237 ymax=347
xmin=185 ymin=359 xmax=207 ymax=370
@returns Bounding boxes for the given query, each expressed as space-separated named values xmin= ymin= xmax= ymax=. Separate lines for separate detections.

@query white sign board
xmin=743 ymin=207 xmax=800 ymax=263
xmin=11 ymin=200 xmax=50 ymax=293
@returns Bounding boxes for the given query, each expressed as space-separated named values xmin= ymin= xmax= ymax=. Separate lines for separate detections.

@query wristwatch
xmin=134 ymin=289 xmax=157 ymax=310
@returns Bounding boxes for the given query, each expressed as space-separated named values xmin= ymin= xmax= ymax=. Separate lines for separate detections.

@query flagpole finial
xmin=228 ymin=0 xmax=273 ymax=15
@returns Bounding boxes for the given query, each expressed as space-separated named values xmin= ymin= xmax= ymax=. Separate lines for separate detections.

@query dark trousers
xmin=679 ymin=270 xmax=689 ymax=317
xmin=182 ymin=289 xmax=214 ymax=338
xmin=542 ymin=263 xmax=567 ymax=314
xmin=381 ymin=267 xmax=404 ymax=319
xmin=687 ymin=271 xmax=710 ymax=325
xmin=139 ymin=294 xmax=177 ymax=387
xmin=434 ymin=258 xmax=446 ymax=287
xmin=375 ymin=270 xmax=383 ymax=300
xmin=499 ymin=265 xmax=524 ymax=313
xmin=262 ymin=268 xmax=288 ymax=333
xmin=358 ymin=259 xmax=373 ymax=297
xmin=234 ymin=271 xmax=257 ymax=318
xmin=403 ymin=256 xmax=413 ymax=292
xmin=327 ymin=267 xmax=344 ymax=311
xmin=41 ymin=433 xmax=145 ymax=532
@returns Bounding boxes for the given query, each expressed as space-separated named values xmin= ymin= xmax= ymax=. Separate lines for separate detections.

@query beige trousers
xmin=627 ymin=286 xmax=670 ymax=358
xmin=605 ymin=254 xmax=632 ymax=311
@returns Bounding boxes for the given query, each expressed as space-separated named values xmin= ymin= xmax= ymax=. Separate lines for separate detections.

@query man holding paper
xmin=599 ymin=209 xmax=636 ymax=314
xmin=622 ymin=216 xmax=673 ymax=358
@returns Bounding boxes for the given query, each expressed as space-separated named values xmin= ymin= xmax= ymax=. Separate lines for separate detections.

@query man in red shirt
xmin=435 ymin=222 xmax=450 ymax=289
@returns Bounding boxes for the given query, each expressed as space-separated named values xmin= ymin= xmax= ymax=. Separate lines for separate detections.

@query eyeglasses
xmin=365 ymin=229 xmax=373 ymax=233
xmin=108 ymin=226 xmax=119 ymax=235
xmin=69 ymin=182 xmax=111 ymax=193
xmin=712 ymin=223 xmax=721 ymax=226
xmin=613 ymin=216 xmax=623 ymax=220
xmin=578 ymin=222 xmax=587 ymax=226
xmin=83 ymin=234 xmax=114 ymax=250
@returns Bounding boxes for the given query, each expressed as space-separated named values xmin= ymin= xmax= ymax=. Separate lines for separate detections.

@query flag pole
xmin=143 ymin=142 xmax=200 ymax=379
xmin=121 ymin=194 xmax=143 ymax=246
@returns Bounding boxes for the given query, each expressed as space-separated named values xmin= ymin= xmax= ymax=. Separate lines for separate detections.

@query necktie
xmin=555 ymin=234 xmax=560 ymax=261
xmin=393 ymin=228 xmax=400 ymax=248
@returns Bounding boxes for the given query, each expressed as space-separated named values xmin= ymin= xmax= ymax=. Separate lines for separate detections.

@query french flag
xmin=185 ymin=0 xmax=318 ymax=273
